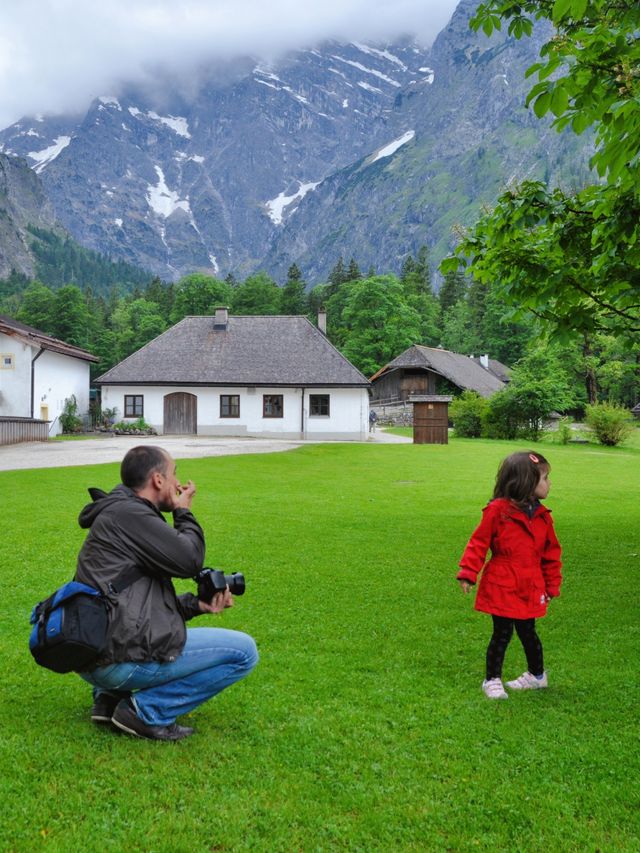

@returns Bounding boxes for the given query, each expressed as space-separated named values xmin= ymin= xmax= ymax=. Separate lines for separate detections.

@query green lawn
xmin=1 ymin=438 xmax=638 ymax=852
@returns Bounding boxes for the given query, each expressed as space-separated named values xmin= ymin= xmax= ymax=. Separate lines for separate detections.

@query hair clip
xmin=529 ymin=453 xmax=539 ymax=463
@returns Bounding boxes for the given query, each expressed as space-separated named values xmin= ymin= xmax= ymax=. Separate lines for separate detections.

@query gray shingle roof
xmin=97 ymin=315 xmax=369 ymax=386
xmin=375 ymin=344 xmax=506 ymax=397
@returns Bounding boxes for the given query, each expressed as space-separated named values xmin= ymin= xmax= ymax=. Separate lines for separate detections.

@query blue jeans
xmin=80 ymin=627 xmax=258 ymax=726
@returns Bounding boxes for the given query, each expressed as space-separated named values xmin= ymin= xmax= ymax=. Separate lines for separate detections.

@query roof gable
xmin=373 ymin=344 xmax=506 ymax=397
xmin=0 ymin=314 xmax=99 ymax=362
xmin=97 ymin=315 xmax=369 ymax=387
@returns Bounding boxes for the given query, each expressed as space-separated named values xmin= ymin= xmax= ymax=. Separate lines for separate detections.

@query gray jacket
xmin=75 ymin=485 xmax=205 ymax=665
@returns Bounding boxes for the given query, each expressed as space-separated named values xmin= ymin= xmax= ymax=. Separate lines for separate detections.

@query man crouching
xmin=75 ymin=445 xmax=258 ymax=741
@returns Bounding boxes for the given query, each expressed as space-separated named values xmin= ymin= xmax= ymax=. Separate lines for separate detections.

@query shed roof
xmin=97 ymin=315 xmax=369 ymax=387
xmin=0 ymin=314 xmax=99 ymax=362
xmin=371 ymin=344 xmax=506 ymax=397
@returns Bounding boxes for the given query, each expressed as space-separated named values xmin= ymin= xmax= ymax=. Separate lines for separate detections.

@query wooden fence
xmin=0 ymin=418 xmax=49 ymax=445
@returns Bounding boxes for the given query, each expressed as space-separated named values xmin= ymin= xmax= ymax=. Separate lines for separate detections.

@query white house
xmin=97 ymin=309 xmax=370 ymax=440
xmin=0 ymin=315 xmax=99 ymax=437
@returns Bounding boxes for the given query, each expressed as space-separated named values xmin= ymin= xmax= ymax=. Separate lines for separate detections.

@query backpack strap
xmin=105 ymin=565 xmax=145 ymax=595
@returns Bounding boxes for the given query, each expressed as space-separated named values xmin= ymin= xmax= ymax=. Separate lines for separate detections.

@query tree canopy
xmin=444 ymin=1 xmax=640 ymax=343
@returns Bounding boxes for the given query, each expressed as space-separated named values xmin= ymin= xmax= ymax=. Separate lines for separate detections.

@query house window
xmin=1 ymin=354 xmax=14 ymax=369
xmin=220 ymin=394 xmax=240 ymax=418
xmin=309 ymin=394 xmax=330 ymax=416
xmin=263 ymin=394 xmax=283 ymax=418
xmin=124 ymin=395 xmax=144 ymax=417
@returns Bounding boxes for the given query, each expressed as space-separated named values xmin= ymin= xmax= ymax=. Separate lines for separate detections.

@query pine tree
xmin=328 ymin=257 xmax=347 ymax=294
xmin=225 ymin=272 xmax=239 ymax=289
xmin=400 ymin=256 xmax=416 ymax=282
xmin=346 ymin=258 xmax=362 ymax=282
xmin=439 ymin=269 xmax=467 ymax=313
xmin=414 ymin=245 xmax=433 ymax=295
xmin=402 ymin=246 xmax=432 ymax=295
xmin=280 ymin=264 xmax=308 ymax=314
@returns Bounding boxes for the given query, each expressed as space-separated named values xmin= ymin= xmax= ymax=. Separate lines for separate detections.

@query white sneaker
xmin=505 ymin=671 xmax=548 ymax=690
xmin=482 ymin=678 xmax=508 ymax=699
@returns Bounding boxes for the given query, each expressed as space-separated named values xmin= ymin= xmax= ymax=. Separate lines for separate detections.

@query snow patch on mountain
xmin=266 ymin=180 xmax=321 ymax=225
xmin=254 ymin=68 xmax=282 ymax=83
xmin=419 ymin=67 xmax=435 ymax=84
xmin=99 ymin=97 xmax=122 ymax=109
xmin=28 ymin=136 xmax=71 ymax=173
xmin=147 ymin=166 xmax=190 ymax=218
xmin=331 ymin=56 xmax=401 ymax=87
xmin=371 ymin=130 xmax=415 ymax=163
xmin=352 ymin=43 xmax=408 ymax=71
xmin=357 ymin=81 xmax=383 ymax=95
xmin=128 ymin=107 xmax=191 ymax=138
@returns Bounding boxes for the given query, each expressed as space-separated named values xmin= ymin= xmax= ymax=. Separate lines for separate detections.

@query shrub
xmin=450 ymin=390 xmax=487 ymax=438
xmin=59 ymin=395 xmax=83 ymax=434
xmin=482 ymin=388 xmax=522 ymax=440
xmin=101 ymin=406 xmax=118 ymax=428
xmin=556 ymin=416 xmax=573 ymax=445
xmin=585 ymin=402 xmax=633 ymax=446
xmin=113 ymin=417 xmax=156 ymax=435
xmin=481 ymin=347 xmax=575 ymax=441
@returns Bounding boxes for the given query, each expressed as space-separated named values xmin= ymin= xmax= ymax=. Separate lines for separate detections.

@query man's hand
xmin=174 ymin=479 xmax=196 ymax=510
xmin=198 ymin=587 xmax=234 ymax=614
xmin=458 ymin=579 xmax=474 ymax=595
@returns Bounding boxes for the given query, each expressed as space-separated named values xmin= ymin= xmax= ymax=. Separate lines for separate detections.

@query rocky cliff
xmin=0 ymin=1 xmax=594 ymax=284
xmin=0 ymin=152 xmax=62 ymax=278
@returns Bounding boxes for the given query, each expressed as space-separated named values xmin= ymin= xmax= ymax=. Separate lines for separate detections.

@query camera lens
xmin=225 ymin=572 xmax=245 ymax=596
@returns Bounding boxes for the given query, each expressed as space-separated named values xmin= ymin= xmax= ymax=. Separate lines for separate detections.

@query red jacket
xmin=457 ymin=498 xmax=562 ymax=619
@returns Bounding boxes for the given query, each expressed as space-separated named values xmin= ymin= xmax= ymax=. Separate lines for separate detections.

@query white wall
xmin=0 ymin=335 xmax=92 ymax=435
xmin=0 ymin=333 xmax=32 ymax=416
xmin=34 ymin=350 xmax=92 ymax=436
xmin=101 ymin=385 xmax=369 ymax=440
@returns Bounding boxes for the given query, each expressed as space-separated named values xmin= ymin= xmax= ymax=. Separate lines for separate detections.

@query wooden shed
xmin=409 ymin=395 xmax=452 ymax=444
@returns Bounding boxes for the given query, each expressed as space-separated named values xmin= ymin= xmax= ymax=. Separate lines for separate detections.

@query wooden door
xmin=163 ymin=392 xmax=197 ymax=435
xmin=413 ymin=401 xmax=449 ymax=444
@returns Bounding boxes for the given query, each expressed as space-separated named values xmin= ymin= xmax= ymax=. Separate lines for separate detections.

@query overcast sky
xmin=0 ymin=0 xmax=460 ymax=130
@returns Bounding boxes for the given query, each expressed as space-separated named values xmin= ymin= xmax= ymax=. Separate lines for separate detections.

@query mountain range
xmin=0 ymin=0 xmax=594 ymax=285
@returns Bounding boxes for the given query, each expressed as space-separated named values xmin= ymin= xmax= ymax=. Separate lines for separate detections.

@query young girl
xmin=457 ymin=451 xmax=562 ymax=699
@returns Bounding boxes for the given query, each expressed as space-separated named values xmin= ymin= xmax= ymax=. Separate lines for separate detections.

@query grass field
xmin=1 ymin=437 xmax=639 ymax=852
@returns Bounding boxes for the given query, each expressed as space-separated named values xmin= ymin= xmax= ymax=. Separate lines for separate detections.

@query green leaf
xmin=571 ymin=111 xmax=592 ymax=134
xmin=551 ymin=0 xmax=572 ymax=23
xmin=572 ymin=0 xmax=588 ymax=18
xmin=533 ymin=91 xmax=552 ymax=118
xmin=482 ymin=17 xmax=495 ymax=37
xmin=550 ymin=85 xmax=570 ymax=117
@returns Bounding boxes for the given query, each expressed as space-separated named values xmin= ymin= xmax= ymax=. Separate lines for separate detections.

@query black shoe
xmin=111 ymin=699 xmax=194 ymax=741
xmin=91 ymin=691 xmax=129 ymax=725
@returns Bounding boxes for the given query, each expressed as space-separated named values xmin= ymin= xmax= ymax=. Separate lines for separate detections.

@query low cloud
xmin=0 ymin=0 xmax=459 ymax=130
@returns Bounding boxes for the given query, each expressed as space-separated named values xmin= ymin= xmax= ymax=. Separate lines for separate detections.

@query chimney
xmin=213 ymin=306 xmax=229 ymax=330
xmin=480 ymin=354 xmax=489 ymax=370
xmin=318 ymin=308 xmax=327 ymax=335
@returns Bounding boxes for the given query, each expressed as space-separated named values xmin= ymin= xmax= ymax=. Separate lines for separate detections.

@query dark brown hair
xmin=493 ymin=451 xmax=550 ymax=505
xmin=121 ymin=445 xmax=169 ymax=489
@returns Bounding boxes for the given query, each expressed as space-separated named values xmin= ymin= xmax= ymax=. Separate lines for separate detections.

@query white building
xmin=97 ymin=309 xmax=370 ymax=440
xmin=0 ymin=315 xmax=98 ymax=438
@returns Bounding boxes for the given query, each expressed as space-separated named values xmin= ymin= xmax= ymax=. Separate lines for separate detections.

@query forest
xmin=0 ymin=242 xmax=637 ymax=417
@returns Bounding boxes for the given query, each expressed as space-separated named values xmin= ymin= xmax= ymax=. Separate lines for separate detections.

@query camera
xmin=196 ymin=568 xmax=246 ymax=602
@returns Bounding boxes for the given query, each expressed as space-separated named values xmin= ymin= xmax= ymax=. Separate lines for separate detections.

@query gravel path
xmin=0 ymin=429 xmax=410 ymax=471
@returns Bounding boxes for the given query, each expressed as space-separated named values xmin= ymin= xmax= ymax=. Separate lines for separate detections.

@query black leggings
xmin=486 ymin=615 xmax=544 ymax=680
